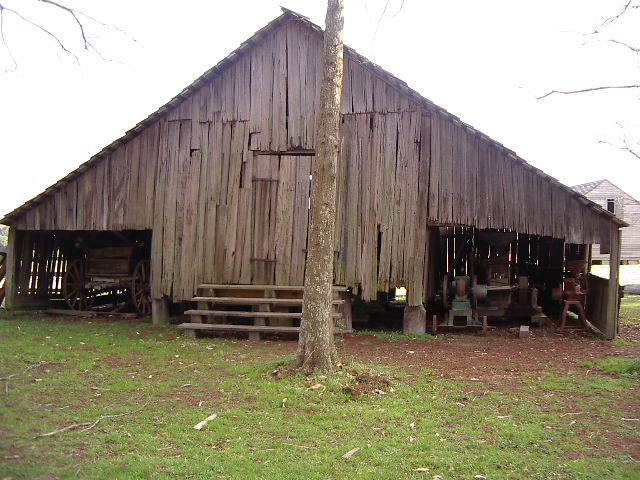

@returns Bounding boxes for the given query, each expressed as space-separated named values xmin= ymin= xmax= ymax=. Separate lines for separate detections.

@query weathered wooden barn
xmin=1 ymin=9 xmax=626 ymax=338
xmin=573 ymin=180 xmax=640 ymax=264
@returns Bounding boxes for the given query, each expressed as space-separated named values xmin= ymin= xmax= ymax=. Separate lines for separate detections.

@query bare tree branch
xmin=598 ymin=122 xmax=640 ymax=160
xmin=594 ymin=0 xmax=639 ymax=32
xmin=581 ymin=36 xmax=640 ymax=54
xmin=371 ymin=1 xmax=391 ymax=47
xmin=371 ymin=0 xmax=405 ymax=50
xmin=0 ymin=5 xmax=17 ymax=70
xmin=0 ymin=0 xmax=136 ymax=71
xmin=0 ymin=1 xmax=82 ymax=69
xmin=598 ymin=139 xmax=640 ymax=160
xmin=389 ymin=0 xmax=405 ymax=20
xmin=606 ymin=38 xmax=640 ymax=54
xmin=537 ymin=85 xmax=640 ymax=99
xmin=38 ymin=0 xmax=95 ymax=52
xmin=37 ymin=0 xmax=136 ymax=52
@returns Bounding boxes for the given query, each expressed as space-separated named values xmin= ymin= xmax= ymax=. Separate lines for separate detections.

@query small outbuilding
xmin=1 ymin=9 xmax=626 ymax=338
xmin=573 ymin=179 xmax=640 ymax=265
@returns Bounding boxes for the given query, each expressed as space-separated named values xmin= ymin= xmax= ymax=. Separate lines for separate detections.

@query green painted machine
xmin=442 ymin=275 xmax=487 ymax=326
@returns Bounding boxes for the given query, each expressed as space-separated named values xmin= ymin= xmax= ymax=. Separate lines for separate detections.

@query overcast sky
xmin=0 ymin=0 xmax=638 ymax=219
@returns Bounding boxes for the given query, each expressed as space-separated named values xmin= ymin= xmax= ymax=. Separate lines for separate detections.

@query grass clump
xmin=353 ymin=330 xmax=436 ymax=341
xmin=597 ymin=357 xmax=640 ymax=377
xmin=619 ymin=295 xmax=640 ymax=326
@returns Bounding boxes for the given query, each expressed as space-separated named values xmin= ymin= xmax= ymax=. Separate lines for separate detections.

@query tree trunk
xmin=291 ymin=0 xmax=344 ymax=374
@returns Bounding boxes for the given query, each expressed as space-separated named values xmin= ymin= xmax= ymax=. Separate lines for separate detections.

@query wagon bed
xmin=63 ymin=244 xmax=150 ymax=316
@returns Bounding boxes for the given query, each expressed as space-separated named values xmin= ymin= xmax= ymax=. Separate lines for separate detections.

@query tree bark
xmin=291 ymin=0 xmax=344 ymax=374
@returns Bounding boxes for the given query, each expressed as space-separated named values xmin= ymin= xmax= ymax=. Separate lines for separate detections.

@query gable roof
xmin=0 ymin=8 xmax=626 ymax=229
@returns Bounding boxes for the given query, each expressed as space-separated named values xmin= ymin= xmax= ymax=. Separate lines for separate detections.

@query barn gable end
xmin=1 ymin=9 xmax=625 ymax=337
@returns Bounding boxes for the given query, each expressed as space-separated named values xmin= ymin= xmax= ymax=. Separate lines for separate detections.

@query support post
xmin=338 ymin=290 xmax=352 ymax=332
xmin=4 ymin=227 xmax=17 ymax=320
xmin=403 ymin=305 xmax=426 ymax=334
xmin=151 ymin=296 xmax=170 ymax=325
xmin=605 ymin=227 xmax=621 ymax=339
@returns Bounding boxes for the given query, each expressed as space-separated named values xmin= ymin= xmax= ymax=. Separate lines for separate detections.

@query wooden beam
xmin=190 ymin=296 xmax=345 ymax=306
xmin=184 ymin=309 xmax=343 ymax=319
xmin=177 ymin=323 xmax=351 ymax=334
xmin=605 ymin=226 xmax=622 ymax=339
xmin=198 ymin=284 xmax=349 ymax=291
xmin=4 ymin=227 xmax=17 ymax=319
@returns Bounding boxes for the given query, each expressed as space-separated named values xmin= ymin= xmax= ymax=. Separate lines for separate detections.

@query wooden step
xmin=190 ymin=296 xmax=345 ymax=306
xmin=184 ymin=309 xmax=343 ymax=319
xmin=177 ymin=323 xmax=352 ymax=334
xmin=197 ymin=284 xmax=349 ymax=292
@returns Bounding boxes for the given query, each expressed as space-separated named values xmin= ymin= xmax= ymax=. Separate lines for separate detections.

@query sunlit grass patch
xmin=619 ymin=295 xmax=640 ymax=326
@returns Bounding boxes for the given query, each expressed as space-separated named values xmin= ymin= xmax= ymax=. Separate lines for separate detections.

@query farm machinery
xmin=437 ymin=230 xmax=547 ymax=329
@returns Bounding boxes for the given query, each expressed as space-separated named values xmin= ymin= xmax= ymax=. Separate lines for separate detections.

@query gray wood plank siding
xmin=2 ymin=15 xmax=621 ymax=303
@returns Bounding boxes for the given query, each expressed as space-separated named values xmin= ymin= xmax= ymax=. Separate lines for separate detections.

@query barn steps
xmin=179 ymin=284 xmax=352 ymax=340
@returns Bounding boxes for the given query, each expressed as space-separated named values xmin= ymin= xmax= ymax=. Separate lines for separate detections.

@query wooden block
xmin=403 ymin=305 xmax=426 ymax=334
xmin=152 ymin=297 xmax=170 ymax=326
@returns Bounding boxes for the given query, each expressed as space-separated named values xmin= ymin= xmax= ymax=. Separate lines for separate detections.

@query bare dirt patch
xmin=337 ymin=325 xmax=640 ymax=381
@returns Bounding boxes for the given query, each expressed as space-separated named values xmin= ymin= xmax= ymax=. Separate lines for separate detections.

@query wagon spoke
xmin=132 ymin=259 xmax=151 ymax=316
xmin=68 ymin=286 xmax=83 ymax=298
xmin=64 ymin=259 xmax=91 ymax=311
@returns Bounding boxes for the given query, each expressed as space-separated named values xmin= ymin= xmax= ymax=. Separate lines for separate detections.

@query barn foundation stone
xmin=403 ymin=305 xmax=426 ymax=334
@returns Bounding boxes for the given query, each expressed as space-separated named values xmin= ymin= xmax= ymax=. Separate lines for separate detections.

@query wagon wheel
xmin=63 ymin=259 xmax=94 ymax=311
xmin=131 ymin=259 xmax=151 ymax=316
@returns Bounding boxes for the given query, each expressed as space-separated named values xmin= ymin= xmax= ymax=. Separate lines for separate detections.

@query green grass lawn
xmin=619 ymin=294 xmax=640 ymax=326
xmin=1 ymin=309 xmax=638 ymax=480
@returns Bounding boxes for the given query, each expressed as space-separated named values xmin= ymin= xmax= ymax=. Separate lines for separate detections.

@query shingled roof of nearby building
xmin=571 ymin=180 xmax=606 ymax=196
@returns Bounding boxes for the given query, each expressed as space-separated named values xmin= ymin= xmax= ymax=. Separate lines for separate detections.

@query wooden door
xmin=250 ymin=154 xmax=312 ymax=285
xmin=251 ymin=155 xmax=279 ymax=284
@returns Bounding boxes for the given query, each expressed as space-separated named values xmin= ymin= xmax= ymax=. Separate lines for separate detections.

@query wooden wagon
xmin=63 ymin=241 xmax=151 ymax=316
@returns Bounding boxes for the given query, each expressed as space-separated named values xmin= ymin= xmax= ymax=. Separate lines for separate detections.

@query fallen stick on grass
xmin=34 ymin=421 xmax=94 ymax=438
xmin=1 ymin=359 xmax=66 ymax=381
xmin=193 ymin=413 xmax=218 ymax=430
xmin=341 ymin=447 xmax=360 ymax=459
xmin=33 ymin=403 xmax=148 ymax=439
